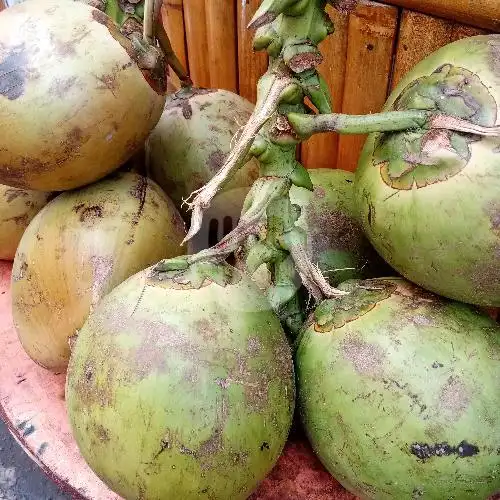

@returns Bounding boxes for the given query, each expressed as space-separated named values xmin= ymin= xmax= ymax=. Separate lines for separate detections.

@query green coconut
xmin=355 ymin=35 xmax=500 ymax=306
xmin=12 ymin=171 xmax=186 ymax=371
xmin=146 ymin=88 xmax=260 ymax=216
xmin=66 ymin=261 xmax=295 ymax=500
xmin=290 ymin=168 xmax=392 ymax=286
xmin=0 ymin=0 xmax=166 ymax=191
xmin=296 ymin=277 xmax=500 ymax=499
xmin=0 ymin=184 xmax=52 ymax=260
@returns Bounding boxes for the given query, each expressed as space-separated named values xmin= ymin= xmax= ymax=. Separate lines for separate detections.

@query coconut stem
xmin=288 ymin=110 xmax=500 ymax=138
xmin=182 ymin=61 xmax=296 ymax=244
xmin=155 ymin=0 xmax=349 ymax=333
xmin=156 ymin=23 xmax=193 ymax=87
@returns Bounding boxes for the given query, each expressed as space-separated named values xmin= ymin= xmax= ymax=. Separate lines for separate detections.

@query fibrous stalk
xmin=288 ymin=110 xmax=500 ymax=138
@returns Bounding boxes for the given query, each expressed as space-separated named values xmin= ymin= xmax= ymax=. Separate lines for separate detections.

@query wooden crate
xmin=162 ymin=0 xmax=499 ymax=171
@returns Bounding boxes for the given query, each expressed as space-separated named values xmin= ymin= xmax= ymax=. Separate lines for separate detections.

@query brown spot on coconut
xmin=0 ymin=0 xmax=167 ymax=191
xmin=11 ymin=172 xmax=187 ymax=372
xmin=0 ymin=184 xmax=52 ymax=261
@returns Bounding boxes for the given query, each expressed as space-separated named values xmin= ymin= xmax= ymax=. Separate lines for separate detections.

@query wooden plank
xmin=205 ymin=0 xmax=238 ymax=93
xmin=237 ymin=0 xmax=268 ymax=103
xmin=161 ymin=0 xmax=188 ymax=89
xmin=391 ymin=10 xmax=488 ymax=89
xmin=381 ymin=0 xmax=500 ymax=32
xmin=183 ymin=0 xmax=211 ymax=88
xmin=336 ymin=0 xmax=399 ymax=172
xmin=301 ymin=5 xmax=349 ymax=170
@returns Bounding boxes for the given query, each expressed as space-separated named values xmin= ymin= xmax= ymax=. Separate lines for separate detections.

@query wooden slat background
xmin=161 ymin=0 xmax=497 ymax=172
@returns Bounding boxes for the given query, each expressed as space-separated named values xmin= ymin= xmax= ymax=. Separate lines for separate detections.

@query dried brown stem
xmin=182 ymin=71 xmax=296 ymax=244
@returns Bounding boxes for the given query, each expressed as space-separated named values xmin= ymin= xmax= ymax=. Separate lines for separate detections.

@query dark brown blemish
xmin=95 ymin=71 xmax=119 ymax=96
xmin=382 ymin=378 xmax=427 ymax=414
xmin=0 ymin=43 xmax=29 ymax=100
xmin=5 ymin=213 xmax=30 ymax=227
xmin=260 ymin=442 xmax=270 ymax=451
xmin=4 ymin=188 xmax=28 ymax=203
xmin=164 ymin=88 xmax=217 ymax=117
xmin=12 ymin=259 xmax=28 ymax=281
xmin=151 ymin=438 xmax=170 ymax=461
xmin=289 ymin=51 xmax=323 ymax=73
xmin=61 ymin=126 xmax=90 ymax=156
xmin=341 ymin=336 xmax=385 ymax=376
xmin=51 ymin=24 xmax=91 ymax=58
xmin=181 ymin=101 xmax=192 ymax=119
xmin=410 ymin=440 xmax=479 ymax=461
xmin=207 ymin=150 xmax=227 ymax=174
xmin=366 ymin=43 xmax=374 ymax=51
xmin=367 ymin=202 xmax=374 ymax=227
xmin=199 ymin=101 xmax=212 ymax=111
xmin=129 ymin=175 xmax=148 ymax=227
xmin=74 ymin=204 xmax=103 ymax=223
xmin=95 ymin=424 xmax=110 ymax=442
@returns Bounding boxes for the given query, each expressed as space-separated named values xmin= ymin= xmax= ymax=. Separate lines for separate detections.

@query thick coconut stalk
xmin=157 ymin=0 xmax=355 ymax=336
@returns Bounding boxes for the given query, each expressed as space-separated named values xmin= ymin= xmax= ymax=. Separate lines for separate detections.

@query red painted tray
xmin=0 ymin=260 xmax=355 ymax=500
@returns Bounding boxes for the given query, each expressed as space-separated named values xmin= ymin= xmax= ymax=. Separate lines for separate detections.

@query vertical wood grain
xmin=381 ymin=0 xmax=500 ymax=32
xmin=237 ymin=0 xmax=268 ymax=103
xmin=301 ymin=5 xmax=349 ymax=170
xmin=0 ymin=0 xmax=5 ymax=10
xmin=205 ymin=0 xmax=238 ymax=93
xmin=391 ymin=10 xmax=488 ymax=89
xmin=336 ymin=0 xmax=399 ymax=172
xmin=183 ymin=0 xmax=211 ymax=88
xmin=161 ymin=0 xmax=188 ymax=89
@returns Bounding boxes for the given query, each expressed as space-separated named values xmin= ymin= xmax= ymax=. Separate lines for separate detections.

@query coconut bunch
xmin=1 ymin=0 xmax=499 ymax=500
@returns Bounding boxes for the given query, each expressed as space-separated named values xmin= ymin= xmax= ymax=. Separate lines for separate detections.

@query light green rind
xmin=66 ymin=264 xmax=295 ymax=500
xmin=146 ymin=88 xmax=260 ymax=217
xmin=290 ymin=168 xmax=391 ymax=285
xmin=355 ymin=35 xmax=500 ymax=306
xmin=296 ymin=277 xmax=500 ymax=499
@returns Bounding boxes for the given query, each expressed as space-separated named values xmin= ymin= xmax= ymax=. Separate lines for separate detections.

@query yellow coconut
xmin=11 ymin=172 xmax=186 ymax=371
xmin=0 ymin=0 xmax=167 ymax=191
xmin=0 ymin=185 xmax=52 ymax=260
